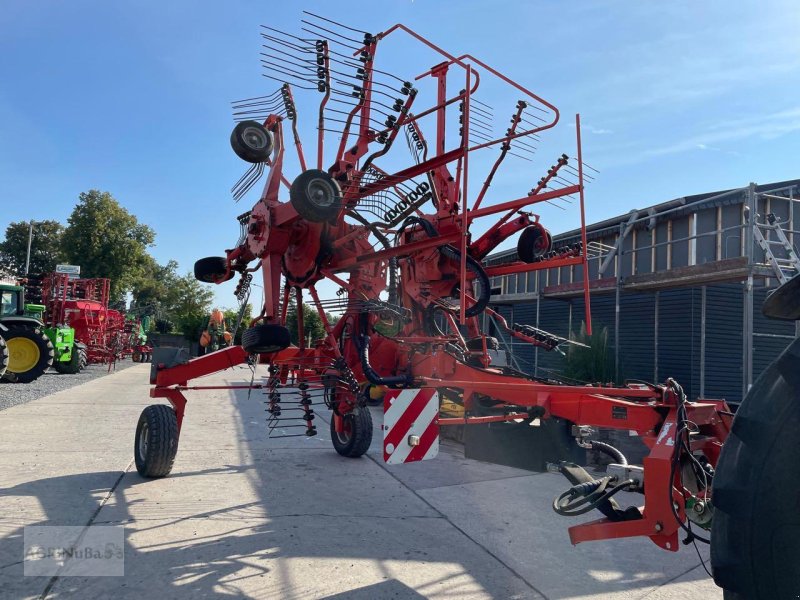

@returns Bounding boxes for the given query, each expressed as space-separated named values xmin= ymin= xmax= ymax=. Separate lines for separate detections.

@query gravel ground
xmin=0 ymin=359 xmax=144 ymax=411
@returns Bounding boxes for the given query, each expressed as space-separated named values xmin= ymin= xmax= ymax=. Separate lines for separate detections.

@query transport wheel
xmin=78 ymin=347 xmax=88 ymax=370
xmin=517 ymin=224 xmax=552 ymax=263
xmin=711 ymin=337 xmax=800 ymax=599
xmin=241 ymin=323 xmax=291 ymax=354
xmin=0 ymin=335 xmax=7 ymax=379
xmin=330 ymin=407 xmax=373 ymax=458
xmin=289 ymin=169 xmax=342 ymax=222
xmin=194 ymin=256 xmax=234 ymax=283
xmin=2 ymin=325 xmax=54 ymax=383
xmin=230 ymin=120 xmax=273 ymax=163
xmin=134 ymin=404 xmax=179 ymax=478
xmin=53 ymin=344 xmax=82 ymax=374
xmin=132 ymin=351 xmax=141 ymax=363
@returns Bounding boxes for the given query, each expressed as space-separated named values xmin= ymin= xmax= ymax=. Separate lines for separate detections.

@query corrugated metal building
xmin=486 ymin=179 xmax=800 ymax=405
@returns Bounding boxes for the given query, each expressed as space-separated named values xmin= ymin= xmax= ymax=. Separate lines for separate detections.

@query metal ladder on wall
xmin=753 ymin=213 xmax=800 ymax=284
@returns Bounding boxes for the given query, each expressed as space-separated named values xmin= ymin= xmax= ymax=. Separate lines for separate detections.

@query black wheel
xmin=241 ymin=323 xmax=291 ymax=353
xmin=230 ymin=120 xmax=273 ymax=163
xmin=0 ymin=335 xmax=7 ymax=379
xmin=517 ymin=224 xmax=552 ymax=263
xmin=132 ymin=351 xmax=142 ymax=363
xmin=289 ymin=169 xmax=342 ymax=223
xmin=1 ymin=325 xmax=54 ymax=383
xmin=710 ymin=337 xmax=800 ymax=599
xmin=330 ymin=408 xmax=373 ymax=458
xmin=78 ymin=347 xmax=88 ymax=370
xmin=194 ymin=256 xmax=234 ymax=283
xmin=134 ymin=404 xmax=179 ymax=478
xmin=53 ymin=344 xmax=82 ymax=374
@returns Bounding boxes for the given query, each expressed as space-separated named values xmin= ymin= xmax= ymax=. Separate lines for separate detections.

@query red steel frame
xmin=149 ymin=19 xmax=731 ymax=552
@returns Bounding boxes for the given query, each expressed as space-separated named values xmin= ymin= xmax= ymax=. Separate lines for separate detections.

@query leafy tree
xmin=284 ymin=301 xmax=338 ymax=346
xmin=222 ymin=304 xmax=253 ymax=345
xmin=61 ymin=190 xmax=155 ymax=300
xmin=0 ymin=220 xmax=65 ymax=275
xmin=167 ymin=272 xmax=215 ymax=340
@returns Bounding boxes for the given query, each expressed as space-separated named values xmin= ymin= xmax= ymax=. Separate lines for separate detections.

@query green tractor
xmin=0 ymin=282 xmax=83 ymax=382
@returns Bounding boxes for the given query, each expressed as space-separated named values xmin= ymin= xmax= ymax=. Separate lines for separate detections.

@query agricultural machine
xmin=128 ymin=315 xmax=153 ymax=363
xmin=0 ymin=278 xmax=58 ymax=382
xmin=199 ymin=309 xmax=233 ymax=353
xmin=30 ymin=273 xmax=125 ymax=366
xmin=136 ymin=13 xmax=797 ymax=598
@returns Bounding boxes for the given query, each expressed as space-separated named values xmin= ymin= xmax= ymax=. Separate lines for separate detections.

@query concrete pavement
xmin=0 ymin=363 xmax=721 ymax=599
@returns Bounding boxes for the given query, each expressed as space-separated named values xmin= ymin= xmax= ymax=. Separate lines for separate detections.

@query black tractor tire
xmin=135 ymin=404 xmax=179 ymax=478
xmin=132 ymin=351 xmax=142 ymax=363
xmin=0 ymin=335 xmax=7 ymax=379
xmin=710 ymin=337 xmax=800 ymax=599
xmin=330 ymin=407 xmax=373 ymax=458
xmin=194 ymin=257 xmax=234 ymax=283
xmin=230 ymin=120 xmax=273 ymax=163
xmin=53 ymin=344 xmax=82 ymax=375
xmin=2 ymin=325 xmax=54 ymax=383
xmin=517 ymin=224 xmax=552 ymax=263
xmin=290 ymin=169 xmax=342 ymax=223
xmin=241 ymin=323 xmax=291 ymax=354
xmin=78 ymin=347 xmax=88 ymax=370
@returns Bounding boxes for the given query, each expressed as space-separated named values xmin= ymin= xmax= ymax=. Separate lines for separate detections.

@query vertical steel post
xmin=654 ymin=291 xmax=659 ymax=382
xmin=576 ymin=114 xmax=592 ymax=335
xmin=534 ymin=293 xmax=540 ymax=377
xmin=700 ymin=285 xmax=706 ymax=397
xmin=743 ymin=183 xmax=756 ymax=396
xmin=24 ymin=221 xmax=34 ymax=275
xmin=614 ymin=222 xmax=622 ymax=382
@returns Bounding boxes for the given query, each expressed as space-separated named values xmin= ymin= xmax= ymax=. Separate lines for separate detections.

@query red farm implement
xmin=135 ymin=13 xmax=799 ymax=598
xmin=38 ymin=273 xmax=125 ymax=364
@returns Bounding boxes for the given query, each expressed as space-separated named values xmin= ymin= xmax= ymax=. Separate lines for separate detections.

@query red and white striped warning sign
xmin=383 ymin=388 xmax=439 ymax=464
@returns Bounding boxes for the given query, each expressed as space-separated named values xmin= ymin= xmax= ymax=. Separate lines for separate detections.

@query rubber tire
xmin=710 ymin=337 xmax=800 ymax=599
xmin=194 ymin=257 xmax=234 ymax=283
xmin=330 ymin=407 xmax=373 ymax=458
xmin=241 ymin=323 xmax=291 ymax=354
xmin=230 ymin=120 xmax=273 ymax=163
xmin=0 ymin=335 xmax=7 ymax=379
xmin=290 ymin=169 xmax=342 ymax=223
xmin=78 ymin=348 xmax=88 ymax=370
xmin=134 ymin=404 xmax=179 ymax=478
xmin=132 ymin=351 xmax=141 ymax=363
xmin=517 ymin=225 xmax=552 ymax=263
xmin=53 ymin=344 xmax=82 ymax=374
xmin=2 ymin=325 xmax=54 ymax=383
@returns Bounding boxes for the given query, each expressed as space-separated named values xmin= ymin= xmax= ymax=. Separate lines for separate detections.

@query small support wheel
xmin=194 ymin=256 xmax=234 ymax=283
xmin=230 ymin=120 xmax=273 ymax=164
xmin=135 ymin=404 xmax=179 ymax=478
xmin=517 ymin=224 xmax=552 ymax=263
xmin=241 ymin=323 xmax=291 ymax=354
xmin=331 ymin=408 xmax=373 ymax=458
xmin=290 ymin=169 xmax=342 ymax=223
xmin=132 ymin=351 xmax=142 ymax=363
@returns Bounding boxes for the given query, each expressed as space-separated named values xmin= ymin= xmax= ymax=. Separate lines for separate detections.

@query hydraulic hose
xmin=589 ymin=440 xmax=628 ymax=466
xmin=359 ymin=334 xmax=410 ymax=387
xmin=399 ymin=216 xmax=491 ymax=317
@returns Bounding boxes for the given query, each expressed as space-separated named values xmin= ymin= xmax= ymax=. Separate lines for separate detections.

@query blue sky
xmin=2 ymin=1 xmax=799 ymax=308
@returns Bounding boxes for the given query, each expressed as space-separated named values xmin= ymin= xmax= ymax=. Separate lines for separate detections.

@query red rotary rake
xmin=140 ymin=12 xmax=733 ymax=560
